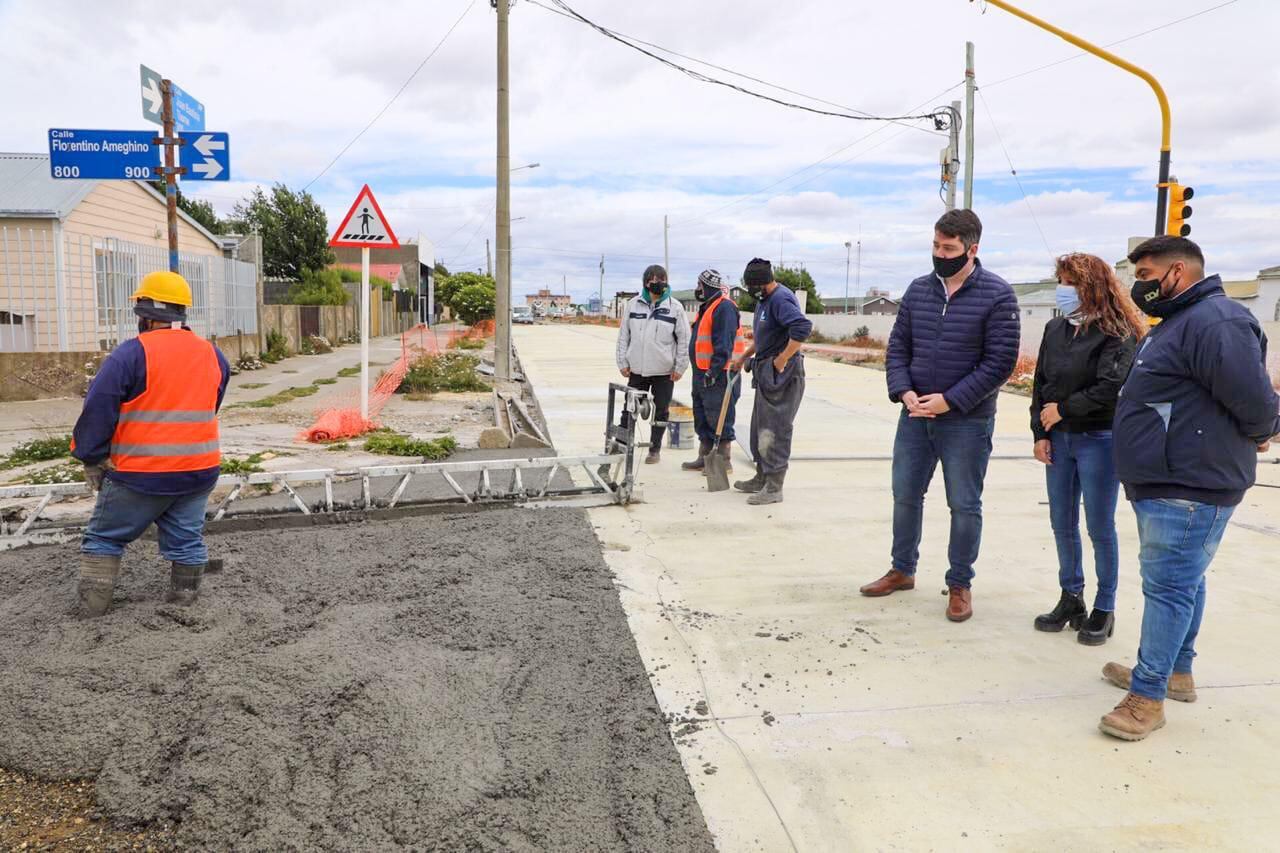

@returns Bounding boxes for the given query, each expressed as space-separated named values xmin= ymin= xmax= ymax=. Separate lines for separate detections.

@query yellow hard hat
xmin=132 ymin=271 xmax=193 ymax=307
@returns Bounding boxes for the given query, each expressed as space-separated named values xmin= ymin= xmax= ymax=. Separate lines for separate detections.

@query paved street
xmin=517 ymin=323 xmax=1280 ymax=852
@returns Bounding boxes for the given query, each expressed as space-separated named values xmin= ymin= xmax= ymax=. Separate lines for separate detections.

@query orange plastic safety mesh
xmin=300 ymin=325 xmax=464 ymax=442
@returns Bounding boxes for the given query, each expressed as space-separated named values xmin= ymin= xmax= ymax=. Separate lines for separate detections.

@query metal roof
xmin=0 ymin=153 xmax=97 ymax=218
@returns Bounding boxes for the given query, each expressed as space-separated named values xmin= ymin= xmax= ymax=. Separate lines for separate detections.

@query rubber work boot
xmin=1077 ymin=608 xmax=1115 ymax=646
xmin=860 ymin=570 xmax=915 ymax=597
xmin=1102 ymin=662 xmax=1197 ymax=703
xmin=682 ymin=440 xmax=712 ymax=472
xmin=167 ymin=563 xmax=205 ymax=606
xmin=1034 ymin=590 xmax=1087 ymax=632
xmin=1099 ymin=692 xmax=1166 ymax=741
xmin=718 ymin=441 xmax=733 ymax=474
xmin=734 ymin=469 xmax=766 ymax=493
xmin=746 ymin=472 xmax=785 ymax=505
xmin=78 ymin=554 xmax=121 ymax=618
xmin=645 ymin=447 xmax=661 ymax=465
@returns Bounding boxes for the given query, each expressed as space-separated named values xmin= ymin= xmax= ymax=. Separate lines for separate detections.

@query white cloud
xmin=1 ymin=0 xmax=1275 ymax=300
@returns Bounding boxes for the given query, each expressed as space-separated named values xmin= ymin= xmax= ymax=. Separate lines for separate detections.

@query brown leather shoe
xmin=1101 ymin=662 xmax=1197 ymax=703
xmin=859 ymin=570 xmax=915 ymax=597
xmin=1099 ymin=692 xmax=1166 ymax=741
xmin=946 ymin=587 xmax=972 ymax=622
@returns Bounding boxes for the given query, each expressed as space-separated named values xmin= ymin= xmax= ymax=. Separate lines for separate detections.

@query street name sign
xmin=140 ymin=64 xmax=206 ymax=132
xmin=178 ymin=132 xmax=231 ymax=181
xmin=47 ymin=129 xmax=160 ymax=180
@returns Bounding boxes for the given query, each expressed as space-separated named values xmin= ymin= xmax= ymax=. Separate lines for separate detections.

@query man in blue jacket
xmin=683 ymin=269 xmax=742 ymax=474
xmin=861 ymin=210 xmax=1020 ymax=623
xmin=730 ymin=258 xmax=812 ymax=505
xmin=1098 ymin=236 xmax=1279 ymax=742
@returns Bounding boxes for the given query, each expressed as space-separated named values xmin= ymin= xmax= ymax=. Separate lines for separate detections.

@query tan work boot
xmin=946 ymin=586 xmax=973 ymax=623
xmin=860 ymin=570 xmax=916 ymax=597
xmin=1101 ymin=662 xmax=1197 ymax=703
xmin=1099 ymin=692 xmax=1166 ymax=741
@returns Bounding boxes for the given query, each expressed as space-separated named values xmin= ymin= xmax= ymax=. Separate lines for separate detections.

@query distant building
xmin=821 ymin=289 xmax=900 ymax=316
xmin=1011 ymin=279 xmax=1060 ymax=324
xmin=671 ymin=285 xmax=746 ymax=313
xmin=525 ymin=288 xmax=573 ymax=315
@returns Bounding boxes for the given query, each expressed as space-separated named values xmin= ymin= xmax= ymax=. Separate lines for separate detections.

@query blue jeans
xmin=81 ymin=477 xmax=214 ymax=565
xmin=891 ymin=411 xmax=994 ymax=589
xmin=1044 ymin=430 xmax=1121 ymax=611
xmin=1129 ymin=498 xmax=1235 ymax=701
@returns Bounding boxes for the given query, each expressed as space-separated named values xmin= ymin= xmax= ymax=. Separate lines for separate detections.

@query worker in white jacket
xmin=615 ymin=264 xmax=691 ymax=464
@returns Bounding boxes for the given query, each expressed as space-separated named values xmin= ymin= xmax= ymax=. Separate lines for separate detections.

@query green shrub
xmin=221 ymin=454 xmax=266 ymax=475
xmin=854 ymin=325 xmax=871 ymax=339
xmin=453 ymin=282 xmax=496 ymax=326
xmin=364 ymin=432 xmax=457 ymax=460
xmin=336 ymin=266 xmax=394 ymax=297
xmin=454 ymin=337 xmax=484 ymax=351
xmin=315 ymin=377 xmax=337 ymax=385
xmin=399 ymin=353 xmax=490 ymax=394
xmin=290 ymin=268 xmax=349 ymax=306
xmin=12 ymin=461 xmax=84 ymax=484
xmin=263 ymin=329 xmax=290 ymax=362
xmin=1 ymin=435 xmax=72 ymax=470
xmin=337 ymin=365 xmax=361 ymax=377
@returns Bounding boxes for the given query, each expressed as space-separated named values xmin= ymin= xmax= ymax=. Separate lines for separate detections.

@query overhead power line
xmin=535 ymin=0 xmax=951 ymax=129
xmin=302 ymin=0 xmax=478 ymax=191
xmin=977 ymin=88 xmax=1053 ymax=261
xmin=527 ymin=0 xmax=944 ymax=138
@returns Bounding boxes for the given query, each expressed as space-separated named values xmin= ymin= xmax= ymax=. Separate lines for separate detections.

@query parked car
xmin=512 ymin=307 xmax=535 ymax=325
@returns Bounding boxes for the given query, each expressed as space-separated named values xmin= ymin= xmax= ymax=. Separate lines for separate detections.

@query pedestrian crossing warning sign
xmin=329 ymin=184 xmax=400 ymax=248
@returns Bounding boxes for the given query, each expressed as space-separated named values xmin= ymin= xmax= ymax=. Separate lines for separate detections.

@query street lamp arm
xmin=974 ymin=0 xmax=1173 ymax=235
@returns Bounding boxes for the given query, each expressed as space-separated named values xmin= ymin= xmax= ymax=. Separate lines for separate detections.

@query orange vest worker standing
xmin=71 ymin=271 xmax=230 ymax=617
xmin=682 ymin=270 xmax=744 ymax=474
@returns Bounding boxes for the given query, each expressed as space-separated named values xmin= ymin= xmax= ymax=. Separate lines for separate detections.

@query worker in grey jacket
xmin=616 ymin=264 xmax=691 ymax=464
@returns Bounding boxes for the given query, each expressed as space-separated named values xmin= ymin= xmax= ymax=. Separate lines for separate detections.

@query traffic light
xmin=1166 ymin=182 xmax=1194 ymax=237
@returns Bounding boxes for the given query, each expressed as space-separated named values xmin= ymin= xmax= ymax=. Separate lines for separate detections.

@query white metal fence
xmin=0 ymin=226 xmax=257 ymax=353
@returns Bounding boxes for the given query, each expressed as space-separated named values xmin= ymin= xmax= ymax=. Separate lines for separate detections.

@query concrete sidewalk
xmin=516 ymin=323 xmax=1280 ymax=852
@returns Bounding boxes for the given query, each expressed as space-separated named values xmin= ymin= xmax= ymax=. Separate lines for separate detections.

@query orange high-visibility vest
xmin=109 ymin=329 xmax=222 ymax=473
xmin=694 ymin=295 xmax=746 ymax=371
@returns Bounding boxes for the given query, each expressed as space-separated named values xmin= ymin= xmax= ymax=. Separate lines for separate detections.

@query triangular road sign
xmin=330 ymin=184 xmax=400 ymax=248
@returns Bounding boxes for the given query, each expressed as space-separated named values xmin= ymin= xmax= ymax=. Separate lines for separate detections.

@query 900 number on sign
xmin=124 ymin=166 xmax=152 ymax=178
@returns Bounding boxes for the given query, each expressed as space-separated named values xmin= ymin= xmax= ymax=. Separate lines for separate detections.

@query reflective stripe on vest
xmin=110 ymin=329 xmax=222 ymax=474
xmin=694 ymin=296 xmax=746 ymax=371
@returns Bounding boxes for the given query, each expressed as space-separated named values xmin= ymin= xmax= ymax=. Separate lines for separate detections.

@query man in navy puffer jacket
xmin=860 ymin=210 xmax=1020 ymax=623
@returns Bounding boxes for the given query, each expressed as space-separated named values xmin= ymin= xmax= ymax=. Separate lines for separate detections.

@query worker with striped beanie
xmin=683 ymin=269 xmax=744 ymax=474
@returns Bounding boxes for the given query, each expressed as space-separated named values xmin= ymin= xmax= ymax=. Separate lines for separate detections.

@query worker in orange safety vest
xmin=70 ymin=271 xmax=230 ymax=617
xmin=682 ymin=269 xmax=745 ymax=474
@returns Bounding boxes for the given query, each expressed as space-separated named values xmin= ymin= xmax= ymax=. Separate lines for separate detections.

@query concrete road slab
xmin=516 ymin=323 xmax=1280 ymax=852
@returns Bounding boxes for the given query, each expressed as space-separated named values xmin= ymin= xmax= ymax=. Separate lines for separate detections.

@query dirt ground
xmin=0 ymin=509 xmax=715 ymax=852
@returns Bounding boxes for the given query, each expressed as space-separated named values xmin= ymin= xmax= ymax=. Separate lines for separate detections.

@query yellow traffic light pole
xmin=972 ymin=0 xmax=1172 ymax=236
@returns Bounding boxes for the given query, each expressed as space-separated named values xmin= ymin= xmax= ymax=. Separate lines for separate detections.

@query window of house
xmin=94 ymin=242 xmax=140 ymax=344
xmin=0 ymin=311 xmax=24 ymax=325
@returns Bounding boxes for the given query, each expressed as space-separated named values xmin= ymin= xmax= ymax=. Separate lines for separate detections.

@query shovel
xmin=705 ymin=372 xmax=739 ymax=492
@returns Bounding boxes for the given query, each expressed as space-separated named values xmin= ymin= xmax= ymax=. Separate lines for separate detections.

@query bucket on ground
xmin=667 ymin=405 xmax=695 ymax=449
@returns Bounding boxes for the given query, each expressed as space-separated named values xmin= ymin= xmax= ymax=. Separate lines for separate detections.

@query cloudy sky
xmin=3 ymin=0 xmax=1276 ymax=301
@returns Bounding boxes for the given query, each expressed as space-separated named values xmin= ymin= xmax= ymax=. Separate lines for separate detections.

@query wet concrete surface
xmin=0 ymin=509 xmax=715 ymax=852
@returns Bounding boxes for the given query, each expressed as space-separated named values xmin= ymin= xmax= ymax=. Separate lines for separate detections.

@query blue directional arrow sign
xmin=47 ymin=129 xmax=161 ymax=180
xmin=140 ymin=64 xmax=205 ymax=132
xmin=178 ymin=132 xmax=230 ymax=181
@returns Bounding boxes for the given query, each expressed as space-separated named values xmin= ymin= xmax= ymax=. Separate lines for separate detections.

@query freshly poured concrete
xmin=516 ymin=324 xmax=1280 ymax=852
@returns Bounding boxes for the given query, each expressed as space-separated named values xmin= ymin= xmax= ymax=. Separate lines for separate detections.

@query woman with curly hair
xmin=1031 ymin=252 xmax=1146 ymax=645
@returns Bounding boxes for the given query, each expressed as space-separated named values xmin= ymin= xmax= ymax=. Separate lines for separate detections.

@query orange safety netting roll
xmin=300 ymin=324 xmax=463 ymax=443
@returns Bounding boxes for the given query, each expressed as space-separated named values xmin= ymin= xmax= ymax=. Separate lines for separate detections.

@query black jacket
xmin=1030 ymin=318 xmax=1138 ymax=440
xmin=1114 ymin=275 xmax=1280 ymax=506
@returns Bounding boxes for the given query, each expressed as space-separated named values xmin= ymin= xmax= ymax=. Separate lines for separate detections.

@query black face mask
xmin=932 ymin=251 xmax=970 ymax=279
xmin=646 ymin=281 xmax=666 ymax=296
xmin=1131 ymin=267 xmax=1176 ymax=318
xmin=694 ymin=285 xmax=707 ymax=301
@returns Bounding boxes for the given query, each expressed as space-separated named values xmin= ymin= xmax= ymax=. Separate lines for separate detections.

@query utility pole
xmin=964 ymin=42 xmax=976 ymax=210
xmin=663 ymin=215 xmax=670 ymax=275
xmin=779 ymin=230 xmax=784 ymax=267
xmin=945 ymin=100 xmax=961 ymax=211
xmin=494 ymin=0 xmax=513 ymax=381
xmin=974 ymin=0 xmax=1172 ymax=235
xmin=843 ymin=241 xmax=852 ymax=315
xmin=486 ymin=238 xmax=492 ymax=277
xmin=855 ymin=240 xmax=862 ymax=316
xmin=599 ymin=255 xmax=605 ymax=314
xmin=160 ymin=80 xmax=180 ymax=273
